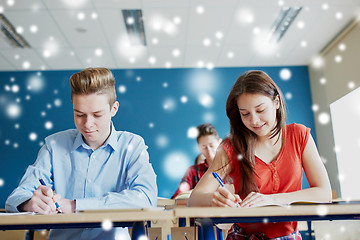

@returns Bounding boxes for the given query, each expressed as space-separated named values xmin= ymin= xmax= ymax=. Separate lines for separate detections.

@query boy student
xmin=6 ymin=68 xmax=157 ymax=240
xmin=171 ymin=123 xmax=222 ymax=199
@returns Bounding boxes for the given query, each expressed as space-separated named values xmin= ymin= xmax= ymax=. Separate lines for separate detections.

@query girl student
xmin=188 ymin=70 xmax=332 ymax=240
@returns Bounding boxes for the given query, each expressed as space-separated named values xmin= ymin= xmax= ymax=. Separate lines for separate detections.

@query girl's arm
xmin=241 ymin=134 xmax=332 ymax=207
xmin=188 ymin=147 xmax=241 ymax=207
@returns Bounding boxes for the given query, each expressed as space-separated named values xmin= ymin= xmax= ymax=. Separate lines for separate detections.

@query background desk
xmin=174 ymin=203 xmax=360 ymax=240
xmin=0 ymin=208 xmax=173 ymax=240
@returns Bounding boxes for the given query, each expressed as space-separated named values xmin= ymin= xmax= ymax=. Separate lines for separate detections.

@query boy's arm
xmin=6 ymin=145 xmax=54 ymax=213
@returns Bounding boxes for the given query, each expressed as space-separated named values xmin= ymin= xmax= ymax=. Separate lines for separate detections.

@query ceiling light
xmin=0 ymin=14 xmax=31 ymax=48
xmin=267 ymin=6 xmax=302 ymax=43
xmin=122 ymin=9 xmax=146 ymax=46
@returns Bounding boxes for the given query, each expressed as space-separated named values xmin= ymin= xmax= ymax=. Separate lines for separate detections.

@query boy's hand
xmin=18 ymin=185 xmax=57 ymax=214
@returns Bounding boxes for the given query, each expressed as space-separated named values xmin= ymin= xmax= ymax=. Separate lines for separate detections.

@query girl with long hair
xmin=188 ymin=70 xmax=331 ymax=240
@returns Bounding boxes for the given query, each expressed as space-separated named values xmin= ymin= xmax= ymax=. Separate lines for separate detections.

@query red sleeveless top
xmin=222 ymin=123 xmax=310 ymax=238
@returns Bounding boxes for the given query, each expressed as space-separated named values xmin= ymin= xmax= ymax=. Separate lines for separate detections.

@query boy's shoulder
xmin=45 ymin=128 xmax=78 ymax=141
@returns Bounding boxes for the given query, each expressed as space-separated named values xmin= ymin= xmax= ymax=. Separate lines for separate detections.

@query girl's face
xmin=236 ymin=93 xmax=279 ymax=139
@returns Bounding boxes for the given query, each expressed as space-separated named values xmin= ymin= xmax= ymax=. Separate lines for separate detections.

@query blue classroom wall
xmin=0 ymin=66 xmax=313 ymax=207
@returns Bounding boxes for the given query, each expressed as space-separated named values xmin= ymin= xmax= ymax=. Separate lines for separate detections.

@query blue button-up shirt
xmin=6 ymin=124 xmax=157 ymax=240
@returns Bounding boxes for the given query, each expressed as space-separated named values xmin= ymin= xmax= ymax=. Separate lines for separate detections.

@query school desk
xmin=174 ymin=202 xmax=360 ymax=240
xmin=0 ymin=208 xmax=173 ymax=240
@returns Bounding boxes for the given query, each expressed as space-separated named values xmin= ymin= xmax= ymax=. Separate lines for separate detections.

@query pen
xmin=38 ymin=178 xmax=63 ymax=213
xmin=212 ymin=172 xmax=240 ymax=207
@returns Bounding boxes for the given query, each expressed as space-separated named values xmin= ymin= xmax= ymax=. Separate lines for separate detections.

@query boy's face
xmin=72 ymin=93 xmax=118 ymax=150
xmin=197 ymin=135 xmax=221 ymax=166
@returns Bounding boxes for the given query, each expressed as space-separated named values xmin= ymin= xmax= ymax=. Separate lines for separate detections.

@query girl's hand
xmin=240 ymin=192 xmax=275 ymax=208
xmin=212 ymin=186 xmax=242 ymax=208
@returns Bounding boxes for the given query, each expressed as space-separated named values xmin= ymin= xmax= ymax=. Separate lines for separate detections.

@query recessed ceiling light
xmin=268 ymin=6 xmax=302 ymax=43
xmin=122 ymin=9 xmax=147 ymax=46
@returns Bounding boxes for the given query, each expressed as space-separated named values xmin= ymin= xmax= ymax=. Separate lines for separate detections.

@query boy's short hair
xmin=196 ymin=123 xmax=219 ymax=143
xmin=70 ymin=67 xmax=117 ymax=106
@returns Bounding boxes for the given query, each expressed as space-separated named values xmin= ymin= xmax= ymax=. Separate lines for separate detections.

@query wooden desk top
xmin=174 ymin=203 xmax=360 ymax=218
xmin=0 ymin=208 xmax=173 ymax=226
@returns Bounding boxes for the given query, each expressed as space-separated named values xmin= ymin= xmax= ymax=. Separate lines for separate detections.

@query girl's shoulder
xmin=286 ymin=123 xmax=309 ymax=134
xmin=286 ymin=123 xmax=311 ymax=147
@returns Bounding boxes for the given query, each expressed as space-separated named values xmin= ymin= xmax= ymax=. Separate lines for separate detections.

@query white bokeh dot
xmin=54 ymin=99 xmax=62 ymax=107
xmin=156 ymin=134 xmax=169 ymax=148
xmin=172 ymin=49 xmax=181 ymax=57
xmin=297 ymin=21 xmax=305 ymax=29
xmin=29 ymin=132 xmax=38 ymax=141
xmin=11 ymin=85 xmax=19 ymax=93
xmin=187 ymin=127 xmax=199 ymax=139
xmin=236 ymin=8 xmax=255 ymax=25
xmin=312 ymin=104 xmax=319 ymax=112
xmin=338 ymin=43 xmax=346 ymax=51
xmin=163 ymin=98 xmax=176 ymax=111
xmin=118 ymin=85 xmax=126 ymax=94
xmin=334 ymin=55 xmax=342 ymax=63
xmin=203 ymin=38 xmax=211 ymax=47
xmin=348 ymin=81 xmax=355 ymax=89
xmin=316 ymin=205 xmax=328 ymax=216
xmin=6 ymin=104 xmax=21 ymax=119
xmin=320 ymin=78 xmax=327 ymax=85
xmin=180 ymin=96 xmax=188 ymax=103
xmin=77 ymin=12 xmax=85 ymax=20
xmin=0 ymin=178 xmax=4 ymax=187
xmin=318 ymin=112 xmax=330 ymax=125
xmin=45 ymin=121 xmax=53 ymax=130
xmin=30 ymin=25 xmax=38 ymax=33
xmin=163 ymin=151 xmax=191 ymax=179
xmin=227 ymin=52 xmax=234 ymax=58
xmin=149 ymin=122 xmax=154 ymax=128
xmin=335 ymin=12 xmax=343 ymax=20
xmin=198 ymin=93 xmax=214 ymax=108
xmin=279 ymin=68 xmax=291 ymax=81
xmin=203 ymin=112 xmax=215 ymax=123
xmin=196 ymin=5 xmax=205 ymax=14
xmin=101 ymin=219 xmax=113 ymax=231
xmin=22 ymin=61 xmax=31 ymax=69
xmin=285 ymin=92 xmax=292 ymax=100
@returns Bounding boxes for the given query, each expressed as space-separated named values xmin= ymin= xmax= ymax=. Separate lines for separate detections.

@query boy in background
xmin=172 ymin=123 xmax=221 ymax=199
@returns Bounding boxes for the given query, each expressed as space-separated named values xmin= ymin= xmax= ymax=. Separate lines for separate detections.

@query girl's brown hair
xmin=225 ymin=70 xmax=287 ymax=196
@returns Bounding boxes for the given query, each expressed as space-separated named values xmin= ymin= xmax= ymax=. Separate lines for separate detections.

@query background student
xmin=171 ymin=123 xmax=222 ymax=199
xmin=188 ymin=70 xmax=331 ymax=239
xmin=5 ymin=67 xmax=157 ymax=240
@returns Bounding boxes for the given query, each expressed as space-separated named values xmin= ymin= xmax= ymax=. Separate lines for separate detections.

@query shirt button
xmin=87 ymin=179 xmax=92 ymax=183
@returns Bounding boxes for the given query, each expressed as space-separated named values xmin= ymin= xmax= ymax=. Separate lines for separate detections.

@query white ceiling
xmin=0 ymin=0 xmax=359 ymax=71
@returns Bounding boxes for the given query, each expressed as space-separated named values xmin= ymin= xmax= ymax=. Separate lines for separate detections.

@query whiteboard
xmin=330 ymin=86 xmax=360 ymax=200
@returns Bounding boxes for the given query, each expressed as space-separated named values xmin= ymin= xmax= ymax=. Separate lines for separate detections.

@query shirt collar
xmin=72 ymin=122 xmax=118 ymax=152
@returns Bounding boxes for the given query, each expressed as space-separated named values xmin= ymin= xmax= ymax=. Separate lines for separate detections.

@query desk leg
xmin=216 ymin=227 xmax=224 ymax=240
xmin=27 ymin=230 xmax=34 ymax=240
xmin=132 ymin=221 xmax=146 ymax=240
xmin=195 ymin=218 xmax=215 ymax=240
